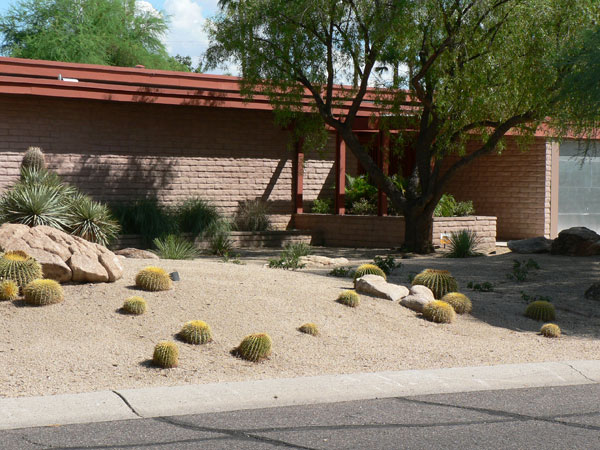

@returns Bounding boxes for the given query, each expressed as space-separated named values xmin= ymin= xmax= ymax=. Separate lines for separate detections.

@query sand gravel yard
xmin=0 ymin=250 xmax=599 ymax=398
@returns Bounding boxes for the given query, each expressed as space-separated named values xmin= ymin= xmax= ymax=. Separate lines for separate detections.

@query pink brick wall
xmin=0 ymin=95 xmax=337 ymax=230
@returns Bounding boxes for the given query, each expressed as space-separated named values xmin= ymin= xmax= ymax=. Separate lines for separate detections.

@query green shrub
xmin=525 ymin=301 xmax=555 ymax=321
xmin=0 ymin=251 xmax=43 ymax=289
xmin=441 ymin=292 xmax=472 ymax=314
xmin=507 ymin=258 xmax=540 ymax=282
xmin=233 ymin=333 xmax=272 ymax=362
xmin=445 ymin=230 xmax=482 ymax=258
xmin=345 ymin=174 xmax=377 ymax=209
xmin=0 ymin=280 xmax=19 ymax=301
xmin=206 ymin=219 xmax=233 ymax=256
xmin=153 ymin=234 xmax=198 ymax=260
xmin=540 ymin=323 xmax=561 ymax=338
xmin=153 ymin=341 xmax=179 ymax=368
xmin=329 ymin=266 xmax=354 ymax=278
xmin=179 ymin=320 xmax=213 ymax=345
xmin=337 ymin=290 xmax=360 ymax=307
xmin=233 ymin=199 xmax=270 ymax=231
xmin=135 ymin=267 xmax=173 ymax=291
xmin=373 ymin=255 xmax=401 ymax=275
xmin=268 ymin=242 xmax=311 ymax=270
xmin=412 ymin=269 xmax=458 ymax=299
xmin=434 ymin=194 xmax=475 ymax=217
xmin=177 ymin=197 xmax=220 ymax=238
xmin=311 ymin=198 xmax=332 ymax=214
xmin=350 ymin=198 xmax=377 ymax=215
xmin=68 ymin=194 xmax=120 ymax=246
xmin=298 ymin=323 xmax=319 ymax=336
xmin=454 ymin=200 xmax=475 ymax=216
xmin=423 ymin=300 xmax=456 ymax=323
xmin=122 ymin=296 xmax=147 ymax=315
xmin=23 ymin=279 xmax=64 ymax=306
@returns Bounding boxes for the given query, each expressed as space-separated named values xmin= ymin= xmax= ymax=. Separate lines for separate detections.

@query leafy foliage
xmin=152 ymin=235 xmax=198 ymax=260
xmin=268 ymin=242 xmax=311 ymax=270
xmin=311 ymin=198 xmax=333 ymax=214
xmin=373 ymin=255 xmax=401 ymax=275
xmin=434 ymin=194 xmax=475 ymax=217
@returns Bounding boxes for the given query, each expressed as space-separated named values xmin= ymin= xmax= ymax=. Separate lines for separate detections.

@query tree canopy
xmin=207 ymin=0 xmax=600 ymax=252
xmin=0 ymin=0 xmax=183 ymax=70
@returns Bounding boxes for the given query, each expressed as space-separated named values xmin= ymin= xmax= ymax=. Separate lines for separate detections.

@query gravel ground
xmin=0 ymin=249 xmax=599 ymax=398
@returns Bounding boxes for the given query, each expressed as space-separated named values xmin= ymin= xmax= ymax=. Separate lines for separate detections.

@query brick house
xmin=0 ymin=57 xmax=594 ymax=247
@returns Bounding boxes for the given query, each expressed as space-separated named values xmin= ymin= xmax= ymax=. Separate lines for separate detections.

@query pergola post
xmin=292 ymin=137 xmax=304 ymax=214
xmin=377 ymin=131 xmax=390 ymax=216
xmin=335 ymin=132 xmax=346 ymax=215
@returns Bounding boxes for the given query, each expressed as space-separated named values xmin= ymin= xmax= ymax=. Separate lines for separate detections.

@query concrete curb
xmin=2 ymin=360 xmax=599 ymax=431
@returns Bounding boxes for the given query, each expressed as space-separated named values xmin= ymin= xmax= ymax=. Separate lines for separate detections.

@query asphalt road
xmin=1 ymin=383 xmax=599 ymax=450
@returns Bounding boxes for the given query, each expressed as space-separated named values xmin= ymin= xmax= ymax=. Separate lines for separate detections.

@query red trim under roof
xmin=0 ymin=56 xmax=405 ymax=118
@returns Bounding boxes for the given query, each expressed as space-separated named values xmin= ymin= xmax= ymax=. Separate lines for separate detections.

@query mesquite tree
xmin=207 ymin=0 xmax=599 ymax=252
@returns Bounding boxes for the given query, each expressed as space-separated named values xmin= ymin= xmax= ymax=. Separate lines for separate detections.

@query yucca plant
xmin=233 ymin=199 xmax=271 ymax=231
xmin=67 ymin=194 xmax=121 ymax=246
xmin=152 ymin=234 xmax=198 ymax=260
xmin=0 ymin=183 xmax=70 ymax=229
xmin=445 ymin=229 xmax=483 ymax=258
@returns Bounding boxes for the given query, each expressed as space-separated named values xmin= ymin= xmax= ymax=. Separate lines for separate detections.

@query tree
xmin=0 ymin=0 xmax=179 ymax=70
xmin=206 ymin=0 xmax=600 ymax=252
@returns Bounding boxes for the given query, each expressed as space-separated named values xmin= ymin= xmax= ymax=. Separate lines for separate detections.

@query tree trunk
xmin=403 ymin=207 xmax=434 ymax=254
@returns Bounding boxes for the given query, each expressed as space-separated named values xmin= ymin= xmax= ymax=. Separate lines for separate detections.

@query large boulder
xmin=550 ymin=227 xmax=600 ymax=256
xmin=0 ymin=223 xmax=123 ymax=283
xmin=508 ymin=237 xmax=553 ymax=254
xmin=115 ymin=248 xmax=159 ymax=259
xmin=355 ymin=274 xmax=409 ymax=301
xmin=400 ymin=285 xmax=435 ymax=313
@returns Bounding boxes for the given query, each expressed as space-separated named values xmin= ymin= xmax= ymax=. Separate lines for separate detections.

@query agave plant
xmin=0 ymin=183 xmax=70 ymax=229
xmin=445 ymin=229 xmax=483 ymax=258
xmin=67 ymin=194 xmax=121 ymax=246
xmin=152 ymin=234 xmax=198 ymax=260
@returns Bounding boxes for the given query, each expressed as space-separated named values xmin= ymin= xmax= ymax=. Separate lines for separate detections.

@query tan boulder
xmin=114 ymin=248 xmax=159 ymax=259
xmin=0 ymin=223 xmax=123 ymax=283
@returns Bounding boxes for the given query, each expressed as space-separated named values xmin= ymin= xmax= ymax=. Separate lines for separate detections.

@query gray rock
xmin=355 ymin=274 xmax=409 ymax=301
xmin=400 ymin=295 xmax=431 ymax=313
xmin=409 ymin=285 xmax=435 ymax=302
xmin=508 ymin=237 xmax=552 ymax=254
xmin=551 ymin=227 xmax=600 ymax=256
xmin=115 ymin=248 xmax=159 ymax=259
xmin=584 ymin=282 xmax=600 ymax=301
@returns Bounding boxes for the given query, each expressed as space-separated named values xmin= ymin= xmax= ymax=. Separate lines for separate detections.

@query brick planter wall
xmin=293 ymin=214 xmax=496 ymax=249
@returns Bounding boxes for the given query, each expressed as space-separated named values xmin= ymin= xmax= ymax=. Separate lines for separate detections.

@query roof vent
xmin=58 ymin=74 xmax=79 ymax=83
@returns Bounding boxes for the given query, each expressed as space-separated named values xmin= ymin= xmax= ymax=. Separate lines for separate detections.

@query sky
xmin=0 ymin=0 xmax=221 ymax=69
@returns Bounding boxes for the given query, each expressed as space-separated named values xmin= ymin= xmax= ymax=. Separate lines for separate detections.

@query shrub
xmin=525 ymin=301 xmax=556 ymax=321
xmin=423 ymin=300 xmax=456 ymax=323
xmin=0 ymin=183 xmax=70 ymax=230
xmin=23 ymin=279 xmax=64 ymax=306
xmin=68 ymin=194 xmax=120 ymax=246
xmin=441 ymin=292 xmax=472 ymax=314
xmin=152 ymin=234 xmax=198 ymax=260
xmin=153 ymin=341 xmax=179 ymax=368
xmin=233 ymin=333 xmax=272 ymax=362
xmin=206 ymin=219 xmax=233 ymax=256
xmin=135 ymin=267 xmax=173 ymax=291
xmin=21 ymin=146 xmax=46 ymax=171
xmin=454 ymin=200 xmax=475 ymax=217
xmin=434 ymin=194 xmax=475 ymax=217
xmin=467 ymin=281 xmax=494 ymax=292
xmin=0 ymin=280 xmax=19 ymax=301
xmin=445 ymin=230 xmax=482 ymax=258
xmin=344 ymin=174 xmax=377 ymax=209
xmin=353 ymin=264 xmax=386 ymax=285
xmin=298 ymin=323 xmax=319 ymax=336
xmin=0 ymin=251 xmax=43 ymax=289
xmin=122 ymin=296 xmax=147 ymax=315
xmin=507 ymin=259 xmax=540 ymax=282
xmin=350 ymin=198 xmax=377 ymax=215
xmin=540 ymin=323 xmax=561 ymax=338
xmin=373 ymin=255 xmax=401 ymax=275
xmin=337 ymin=290 xmax=360 ymax=307
xmin=233 ymin=199 xmax=270 ymax=231
xmin=179 ymin=320 xmax=213 ymax=345
xmin=329 ymin=266 xmax=354 ymax=278
xmin=177 ymin=197 xmax=220 ymax=238
xmin=268 ymin=242 xmax=311 ymax=270
xmin=412 ymin=269 xmax=458 ymax=299
xmin=311 ymin=198 xmax=332 ymax=214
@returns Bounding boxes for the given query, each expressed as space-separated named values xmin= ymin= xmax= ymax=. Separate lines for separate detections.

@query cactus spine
xmin=153 ymin=341 xmax=179 ymax=368
xmin=0 ymin=280 xmax=19 ymax=300
xmin=525 ymin=301 xmax=556 ymax=321
xmin=422 ymin=300 xmax=456 ymax=323
xmin=123 ymin=296 xmax=147 ymax=315
xmin=234 ymin=333 xmax=272 ymax=362
xmin=441 ymin=292 xmax=472 ymax=314
xmin=135 ymin=267 xmax=172 ymax=291
xmin=337 ymin=290 xmax=360 ymax=307
xmin=179 ymin=320 xmax=213 ymax=345
xmin=23 ymin=279 xmax=64 ymax=306
xmin=0 ymin=251 xmax=43 ymax=289
xmin=412 ymin=269 xmax=458 ymax=299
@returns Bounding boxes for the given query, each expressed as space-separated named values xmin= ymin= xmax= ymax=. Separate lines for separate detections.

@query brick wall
xmin=0 ymin=95 xmax=337 ymax=230
xmin=294 ymin=214 xmax=496 ymax=249
xmin=443 ymin=136 xmax=550 ymax=240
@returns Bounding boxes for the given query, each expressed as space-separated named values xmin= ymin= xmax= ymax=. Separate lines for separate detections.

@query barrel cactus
xmin=153 ymin=341 xmax=179 ymax=368
xmin=234 ymin=333 xmax=272 ymax=362
xmin=23 ymin=279 xmax=64 ymax=306
xmin=21 ymin=146 xmax=46 ymax=171
xmin=525 ymin=301 xmax=556 ymax=322
xmin=422 ymin=300 xmax=456 ymax=324
xmin=540 ymin=323 xmax=561 ymax=338
xmin=135 ymin=266 xmax=172 ymax=291
xmin=353 ymin=264 xmax=386 ymax=286
xmin=0 ymin=251 xmax=43 ymax=289
xmin=337 ymin=290 xmax=360 ymax=307
xmin=179 ymin=320 xmax=213 ymax=345
xmin=441 ymin=292 xmax=472 ymax=314
xmin=0 ymin=280 xmax=19 ymax=301
xmin=122 ymin=296 xmax=147 ymax=315
xmin=412 ymin=269 xmax=458 ymax=299
xmin=298 ymin=323 xmax=319 ymax=336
